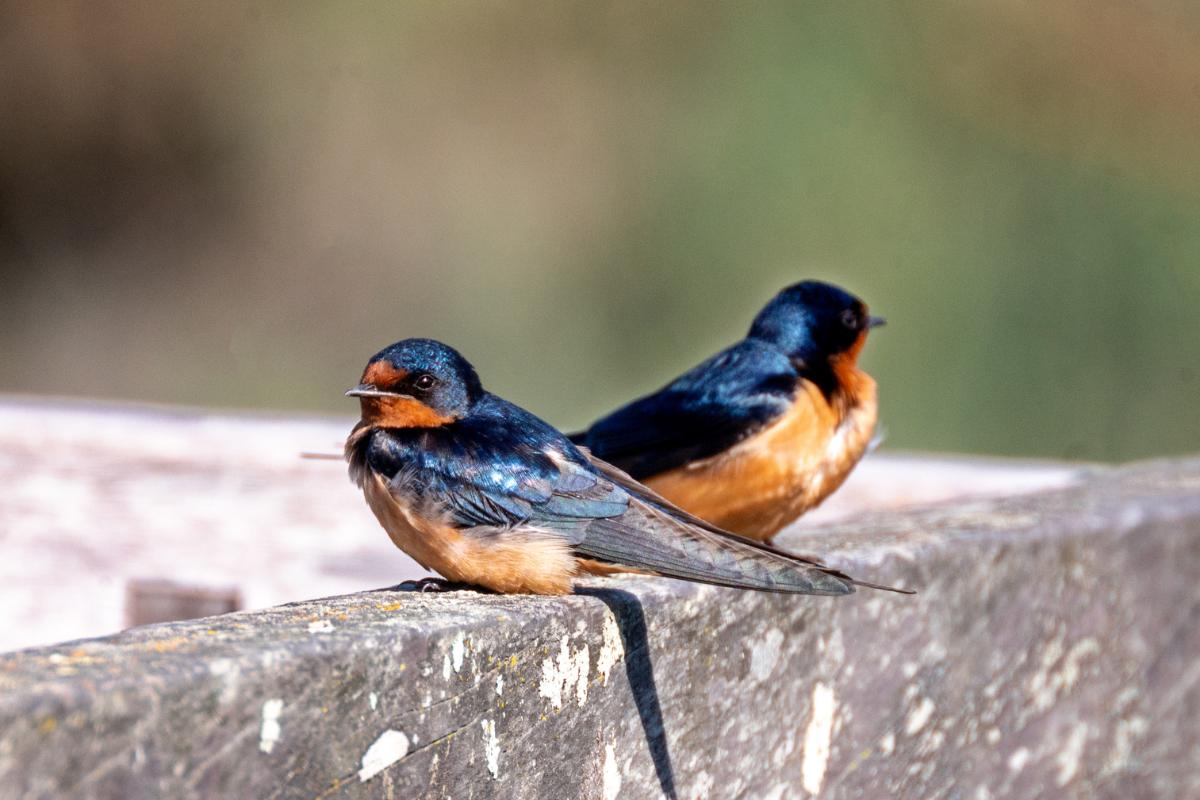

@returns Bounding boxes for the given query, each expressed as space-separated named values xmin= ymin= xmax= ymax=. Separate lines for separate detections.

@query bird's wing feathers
xmin=579 ymin=451 xmax=912 ymax=594
xmin=574 ymin=342 xmax=796 ymax=479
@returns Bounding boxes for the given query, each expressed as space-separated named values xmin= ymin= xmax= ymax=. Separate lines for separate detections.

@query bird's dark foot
xmin=387 ymin=577 xmax=476 ymax=593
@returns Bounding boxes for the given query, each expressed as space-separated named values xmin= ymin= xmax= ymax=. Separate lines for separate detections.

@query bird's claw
xmin=389 ymin=577 xmax=471 ymax=593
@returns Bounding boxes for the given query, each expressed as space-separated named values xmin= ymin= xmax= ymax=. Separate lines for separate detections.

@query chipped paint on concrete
xmin=538 ymin=636 xmax=590 ymax=709
xmin=307 ymin=619 xmax=334 ymax=634
xmin=879 ymin=732 xmax=895 ymax=756
xmin=749 ymin=628 xmax=784 ymax=682
xmin=258 ymin=699 xmax=283 ymax=754
xmin=1055 ymin=721 xmax=1088 ymax=786
xmin=451 ymin=631 xmax=467 ymax=672
xmin=692 ymin=769 xmax=714 ymax=799
xmin=602 ymin=741 xmax=621 ymax=800
xmin=1007 ymin=747 xmax=1031 ymax=772
xmin=481 ymin=719 xmax=500 ymax=779
xmin=1028 ymin=635 xmax=1099 ymax=712
xmin=1105 ymin=715 xmax=1148 ymax=775
xmin=442 ymin=631 xmax=468 ymax=680
xmin=368 ymin=692 xmax=378 ymax=710
xmin=358 ymin=729 xmax=409 ymax=782
xmin=495 ymin=674 xmax=504 ymax=696
xmin=905 ymin=697 xmax=935 ymax=735
xmin=596 ymin=613 xmax=625 ymax=686
xmin=801 ymin=683 xmax=836 ymax=795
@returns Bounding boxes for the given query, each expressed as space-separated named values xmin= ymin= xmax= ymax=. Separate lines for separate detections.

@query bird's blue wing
xmin=573 ymin=340 xmax=797 ymax=479
xmin=363 ymin=407 xmax=629 ymax=537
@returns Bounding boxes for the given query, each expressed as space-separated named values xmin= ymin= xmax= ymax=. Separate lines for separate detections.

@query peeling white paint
xmin=259 ymin=699 xmax=283 ymax=754
xmin=596 ymin=614 xmax=625 ymax=686
xmin=307 ymin=619 xmax=334 ymax=634
xmin=905 ymin=697 xmax=935 ymax=735
xmin=369 ymin=692 xmax=378 ymax=710
xmin=602 ymin=742 xmax=622 ymax=800
xmin=801 ymin=683 xmax=836 ymax=795
xmin=451 ymin=631 xmax=467 ymax=673
xmin=538 ymin=636 xmax=590 ymax=709
xmin=1029 ymin=635 xmax=1099 ymax=712
xmin=1106 ymin=715 xmax=1148 ymax=774
xmin=879 ymin=732 xmax=895 ymax=756
xmin=1055 ymin=721 xmax=1088 ymax=786
xmin=1008 ymin=747 xmax=1031 ymax=772
xmin=358 ymin=729 xmax=409 ymax=782
xmin=481 ymin=719 xmax=500 ymax=779
xmin=692 ymin=769 xmax=714 ymax=800
xmin=749 ymin=628 xmax=784 ymax=682
xmin=495 ymin=674 xmax=504 ymax=696
xmin=441 ymin=631 xmax=468 ymax=681
xmin=986 ymin=728 xmax=1001 ymax=745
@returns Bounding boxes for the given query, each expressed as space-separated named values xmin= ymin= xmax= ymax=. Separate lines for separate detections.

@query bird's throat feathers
xmin=801 ymin=328 xmax=873 ymax=414
xmin=829 ymin=330 xmax=872 ymax=403
xmin=358 ymin=395 xmax=457 ymax=429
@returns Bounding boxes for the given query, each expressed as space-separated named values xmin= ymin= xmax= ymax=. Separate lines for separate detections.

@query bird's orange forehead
xmin=363 ymin=361 xmax=408 ymax=388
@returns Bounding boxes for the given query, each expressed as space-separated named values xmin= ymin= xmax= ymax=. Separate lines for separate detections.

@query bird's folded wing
xmin=571 ymin=494 xmax=855 ymax=595
xmin=572 ymin=344 xmax=794 ymax=479
xmin=581 ymin=450 xmax=915 ymax=595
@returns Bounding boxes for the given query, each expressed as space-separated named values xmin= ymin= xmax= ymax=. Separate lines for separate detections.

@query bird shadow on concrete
xmin=577 ymin=586 xmax=678 ymax=800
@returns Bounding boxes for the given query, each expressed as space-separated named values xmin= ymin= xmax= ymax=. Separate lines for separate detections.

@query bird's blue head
xmin=747 ymin=280 xmax=884 ymax=364
xmin=347 ymin=338 xmax=484 ymax=427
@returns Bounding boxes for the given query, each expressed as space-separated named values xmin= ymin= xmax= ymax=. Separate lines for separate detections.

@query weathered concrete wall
xmin=1 ymin=458 xmax=1198 ymax=799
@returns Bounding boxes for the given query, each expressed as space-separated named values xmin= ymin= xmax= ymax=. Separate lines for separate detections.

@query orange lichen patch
xmin=38 ymin=716 xmax=57 ymax=734
xmin=362 ymin=361 xmax=408 ymax=389
xmin=376 ymin=601 xmax=404 ymax=611
xmin=358 ymin=395 xmax=456 ymax=429
xmin=361 ymin=473 xmax=577 ymax=594
xmin=139 ymin=635 xmax=191 ymax=653
xmin=646 ymin=371 xmax=878 ymax=541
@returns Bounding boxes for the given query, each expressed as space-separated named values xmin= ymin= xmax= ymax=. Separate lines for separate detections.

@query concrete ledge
xmin=2 ymin=457 xmax=1198 ymax=799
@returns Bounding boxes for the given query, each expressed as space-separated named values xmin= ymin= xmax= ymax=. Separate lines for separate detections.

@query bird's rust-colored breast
xmin=644 ymin=366 xmax=878 ymax=541
xmin=361 ymin=473 xmax=579 ymax=594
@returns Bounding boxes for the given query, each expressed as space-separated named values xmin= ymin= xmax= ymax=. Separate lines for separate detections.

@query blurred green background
xmin=2 ymin=2 xmax=1197 ymax=461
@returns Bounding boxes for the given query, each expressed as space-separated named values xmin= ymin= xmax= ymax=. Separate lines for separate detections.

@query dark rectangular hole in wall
xmin=125 ymin=579 xmax=242 ymax=627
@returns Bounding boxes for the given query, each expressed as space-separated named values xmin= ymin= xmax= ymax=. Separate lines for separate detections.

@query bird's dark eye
xmin=840 ymin=309 xmax=860 ymax=329
xmin=413 ymin=373 xmax=437 ymax=392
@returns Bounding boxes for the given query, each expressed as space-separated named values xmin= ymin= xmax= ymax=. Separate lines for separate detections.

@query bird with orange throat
xmin=345 ymin=338 xmax=907 ymax=596
xmin=571 ymin=280 xmax=884 ymax=542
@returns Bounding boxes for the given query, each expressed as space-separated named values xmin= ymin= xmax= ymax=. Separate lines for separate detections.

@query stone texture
xmin=2 ymin=457 xmax=1198 ymax=799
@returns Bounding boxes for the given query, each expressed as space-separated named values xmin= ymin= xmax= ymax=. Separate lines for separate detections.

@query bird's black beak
xmin=345 ymin=384 xmax=403 ymax=398
xmin=866 ymin=315 xmax=887 ymax=329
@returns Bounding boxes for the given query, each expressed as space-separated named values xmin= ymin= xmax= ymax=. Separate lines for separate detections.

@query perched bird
xmin=571 ymin=280 xmax=884 ymax=542
xmin=345 ymin=338 xmax=906 ymax=596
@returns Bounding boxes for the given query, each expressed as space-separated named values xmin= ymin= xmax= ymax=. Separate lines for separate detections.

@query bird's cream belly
xmin=361 ymin=473 xmax=577 ymax=594
xmin=645 ymin=379 xmax=877 ymax=541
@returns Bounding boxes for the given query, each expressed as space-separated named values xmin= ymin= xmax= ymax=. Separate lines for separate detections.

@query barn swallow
xmin=571 ymin=280 xmax=884 ymax=542
xmin=345 ymin=338 xmax=907 ymax=596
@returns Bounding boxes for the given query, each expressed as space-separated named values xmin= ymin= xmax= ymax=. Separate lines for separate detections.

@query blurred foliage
xmin=1 ymin=1 xmax=1198 ymax=461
